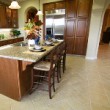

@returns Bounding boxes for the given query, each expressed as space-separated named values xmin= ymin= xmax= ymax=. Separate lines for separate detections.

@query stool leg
xmin=56 ymin=64 xmax=60 ymax=83
xmin=53 ymin=71 xmax=55 ymax=92
xmin=48 ymin=75 xmax=52 ymax=99
xmin=63 ymin=54 xmax=66 ymax=73
xmin=29 ymin=68 xmax=34 ymax=94
xmin=58 ymin=59 xmax=61 ymax=78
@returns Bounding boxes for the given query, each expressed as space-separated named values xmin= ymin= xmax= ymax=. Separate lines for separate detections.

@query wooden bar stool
xmin=30 ymin=49 xmax=57 ymax=99
xmin=60 ymin=42 xmax=66 ymax=73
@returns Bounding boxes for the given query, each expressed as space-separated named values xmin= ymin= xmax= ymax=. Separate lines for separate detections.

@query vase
xmin=28 ymin=39 xmax=35 ymax=49
xmin=35 ymin=36 xmax=40 ymax=45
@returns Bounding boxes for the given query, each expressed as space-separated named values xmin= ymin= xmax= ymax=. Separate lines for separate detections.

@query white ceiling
xmin=0 ymin=0 xmax=26 ymax=4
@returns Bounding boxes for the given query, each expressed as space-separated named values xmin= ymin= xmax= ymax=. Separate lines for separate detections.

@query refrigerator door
xmin=45 ymin=9 xmax=65 ymax=39
xmin=53 ymin=15 xmax=65 ymax=39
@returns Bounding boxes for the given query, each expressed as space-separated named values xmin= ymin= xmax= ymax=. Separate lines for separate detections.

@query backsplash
xmin=0 ymin=29 xmax=25 ymax=40
xmin=0 ymin=29 xmax=12 ymax=39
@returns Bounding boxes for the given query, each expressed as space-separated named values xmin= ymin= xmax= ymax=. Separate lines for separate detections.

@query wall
xmin=86 ymin=0 xmax=109 ymax=60
xmin=0 ymin=29 xmax=11 ymax=39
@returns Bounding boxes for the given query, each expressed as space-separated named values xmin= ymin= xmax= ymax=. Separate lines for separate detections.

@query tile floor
xmin=0 ymin=44 xmax=110 ymax=110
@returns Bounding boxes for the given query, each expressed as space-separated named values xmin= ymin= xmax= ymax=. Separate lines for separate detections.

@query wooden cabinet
xmin=6 ymin=7 xmax=12 ymax=27
xmin=11 ymin=9 xmax=18 ymax=28
xmin=65 ymin=0 xmax=92 ymax=55
xmin=44 ymin=1 xmax=65 ymax=11
xmin=77 ymin=0 xmax=91 ymax=18
xmin=0 ymin=5 xmax=7 ymax=28
xmin=55 ymin=1 xmax=65 ymax=9
xmin=44 ymin=3 xmax=55 ymax=11
xmin=0 ymin=4 xmax=18 ymax=28
xmin=66 ymin=0 xmax=77 ymax=18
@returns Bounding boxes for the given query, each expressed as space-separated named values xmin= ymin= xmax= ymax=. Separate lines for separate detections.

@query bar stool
xmin=30 ymin=49 xmax=57 ymax=99
xmin=60 ymin=42 xmax=67 ymax=73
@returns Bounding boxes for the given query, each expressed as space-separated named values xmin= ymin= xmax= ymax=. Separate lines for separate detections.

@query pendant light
xmin=9 ymin=0 xmax=21 ymax=9
xmin=37 ymin=0 xmax=43 ymax=15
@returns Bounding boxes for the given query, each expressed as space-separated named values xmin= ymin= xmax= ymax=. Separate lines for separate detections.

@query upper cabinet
xmin=0 ymin=4 xmax=18 ymax=28
xmin=0 ymin=5 xmax=7 ymax=28
xmin=66 ymin=0 xmax=77 ymax=18
xmin=44 ymin=1 xmax=65 ymax=11
xmin=77 ymin=0 xmax=91 ymax=18
xmin=11 ymin=9 xmax=18 ymax=28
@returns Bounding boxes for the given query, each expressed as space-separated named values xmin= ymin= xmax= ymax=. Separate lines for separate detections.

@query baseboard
xmin=85 ymin=56 xmax=97 ymax=60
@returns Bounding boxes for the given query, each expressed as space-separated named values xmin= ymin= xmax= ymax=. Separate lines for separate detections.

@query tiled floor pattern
xmin=0 ymin=44 xmax=110 ymax=110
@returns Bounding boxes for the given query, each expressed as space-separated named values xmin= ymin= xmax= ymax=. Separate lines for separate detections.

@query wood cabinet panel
xmin=65 ymin=0 xmax=93 ymax=55
xmin=44 ymin=1 xmax=65 ymax=11
xmin=77 ymin=0 xmax=91 ymax=17
xmin=0 ymin=4 xmax=18 ymax=28
xmin=6 ymin=7 xmax=12 ymax=27
xmin=65 ymin=0 xmax=77 ymax=18
xmin=0 ymin=5 xmax=7 ymax=28
xmin=19 ymin=61 xmax=33 ymax=96
xmin=0 ymin=58 xmax=21 ymax=100
xmin=65 ymin=19 xmax=76 ymax=37
xmin=11 ymin=9 xmax=18 ymax=28
xmin=74 ymin=37 xmax=86 ymax=55
xmin=55 ymin=1 xmax=65 ymax=9
xmin=76 ymin=19 xmax=87 ymax=37
xmin=44 ymin=3 xmax=55 ymax=11
xmin=65 ymin=38 xmax=74 ymax=54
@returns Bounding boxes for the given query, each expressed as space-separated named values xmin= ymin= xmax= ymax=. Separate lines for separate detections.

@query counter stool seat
xmin=33 ymin=61 xmax=55 ymax=71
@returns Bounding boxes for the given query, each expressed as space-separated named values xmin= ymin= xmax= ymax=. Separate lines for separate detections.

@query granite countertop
xmin=0 ymin=41 xmax=63 ymax=62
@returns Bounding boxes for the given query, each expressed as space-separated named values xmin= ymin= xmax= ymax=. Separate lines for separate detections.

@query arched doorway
xmin=100 ymin=4 xmax=110 ymax=44
xmin=98 ymin=4 xmax=110 ymax=59
xmin=25 ymin=7 xmax=38 ymax=22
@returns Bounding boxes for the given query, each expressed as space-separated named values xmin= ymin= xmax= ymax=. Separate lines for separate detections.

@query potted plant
xmin=11 ymin=29 xmax=21 ymax=37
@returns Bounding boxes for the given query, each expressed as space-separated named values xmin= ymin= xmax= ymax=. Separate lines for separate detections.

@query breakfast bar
xmin=0 ymin=41 xmax=63 ymax=101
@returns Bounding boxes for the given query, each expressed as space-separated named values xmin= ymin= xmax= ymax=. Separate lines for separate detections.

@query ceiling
xmin=0 ymin=0 xmax=26 ymax=4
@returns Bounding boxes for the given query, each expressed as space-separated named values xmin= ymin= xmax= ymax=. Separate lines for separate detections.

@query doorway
xmin=100 ymin=4 xmax=110 ymax=44
xmin=98 ymin=4 xmax=110 ymax=59
xmin=26 ymin=7 xmax=38 ymax=22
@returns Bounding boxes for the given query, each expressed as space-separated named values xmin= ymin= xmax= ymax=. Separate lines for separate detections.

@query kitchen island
xmin=0 ymin=41 xmax=63 ymax=101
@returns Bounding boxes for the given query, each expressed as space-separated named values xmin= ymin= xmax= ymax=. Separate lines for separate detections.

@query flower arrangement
xmin=24 ymin=15 xmax=43 ymax=40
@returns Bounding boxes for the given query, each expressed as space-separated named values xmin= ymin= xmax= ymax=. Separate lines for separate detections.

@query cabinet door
xmin=6 ymin=7 xmax=12 ymax=28
xmin=44 ymin=3 xmax=55 ymax=11
xmin=11 ymin=9 xmax=18 ymax=28
xmin=77 ymin=0 xmax=91 ymax=18
xmin=74 ymin=19 xmax=88 ymax=55
xmin=55 ymin=1 xmax=65 ymax=9
xmin=66 ymin=38 xmax=74 ymax=54
xmin=65 ymin=0 xmax=77 ymax=18
xmin=0 ymin=5 xmax=7 ymax=28
xmin=65 ymin=19 xmax=76 ymax=38
xmin=65 ymin=19 xmax=76 ymax=54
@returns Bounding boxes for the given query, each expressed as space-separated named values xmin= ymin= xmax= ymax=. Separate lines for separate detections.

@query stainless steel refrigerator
xmin=45 ymin=9 xmax=65 ymax=39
